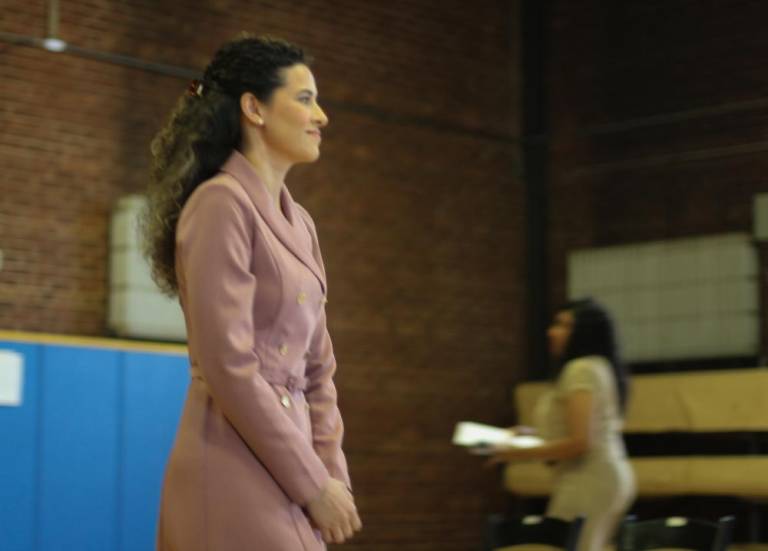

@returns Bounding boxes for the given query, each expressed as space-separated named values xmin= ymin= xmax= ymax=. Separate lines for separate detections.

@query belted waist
xmin=189 ymin=363 xmax=308 ymax=392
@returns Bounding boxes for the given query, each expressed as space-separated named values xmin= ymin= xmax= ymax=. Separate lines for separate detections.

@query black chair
xmin=486 ymin=514 xmax=584 ymax=551
xmin=617 ymin=516 xmax=735 ymax=551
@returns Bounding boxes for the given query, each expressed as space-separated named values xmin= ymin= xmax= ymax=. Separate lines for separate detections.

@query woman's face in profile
xmin=548 ymin=309 xmax=575 ymax=359
xmin=257 ymin=63 xmax=329 ymax=165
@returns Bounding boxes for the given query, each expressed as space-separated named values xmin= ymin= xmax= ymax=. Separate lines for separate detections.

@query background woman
xmin=490 ymin=298 xmax=634 ymax=551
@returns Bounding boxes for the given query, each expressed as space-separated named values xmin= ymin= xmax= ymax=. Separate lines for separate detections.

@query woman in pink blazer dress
xmin=143 ymin=35 xmax=361 ymax=550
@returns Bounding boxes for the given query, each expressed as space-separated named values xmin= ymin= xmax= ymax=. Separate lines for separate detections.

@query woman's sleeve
xmin=305 ymin=307 xmax=351 ymax=487
xmin=297 ymin=206 xmax=351 ymax=487
xmin=177 ymin=182 xmax=329 ymax=505
xmin=559 ymin=358 xmax=597 ymax=394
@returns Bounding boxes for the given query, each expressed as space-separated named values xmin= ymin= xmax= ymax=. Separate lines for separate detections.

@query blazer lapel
xmin=219 ymin=151 xmax=327 ymax=292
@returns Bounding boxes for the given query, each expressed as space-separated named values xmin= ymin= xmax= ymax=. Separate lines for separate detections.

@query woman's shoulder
xmin=559 ymin=356 xmax=610 ymax=389
xmin=184 ymin=174 xmax=253 ymax=217
xmin=192 ymin=173 xmax=251 ymax=204
xmin=562 ymin=355 xmax=604 ymax=371
xmin=177 ymin=174 xmax=256 ymax=239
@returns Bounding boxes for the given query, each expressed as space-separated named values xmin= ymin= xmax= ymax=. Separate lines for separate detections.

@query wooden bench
xmin=505 ymin=368 xmax=768 ymax=499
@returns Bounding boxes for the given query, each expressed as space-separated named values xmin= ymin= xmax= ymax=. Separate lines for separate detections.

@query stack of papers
xmin=452 ymin=421 xmax=543 ymax=453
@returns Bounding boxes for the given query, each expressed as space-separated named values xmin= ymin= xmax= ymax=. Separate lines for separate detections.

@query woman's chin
xmin=291 ymin=147 xmax=321 ymax=164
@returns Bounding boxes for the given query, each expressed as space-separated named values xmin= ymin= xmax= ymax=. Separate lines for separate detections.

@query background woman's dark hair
xmin=142 ymin=34 xmax=308 ymax=294
xmin=556 ymin=298 xmax=630 ymax=412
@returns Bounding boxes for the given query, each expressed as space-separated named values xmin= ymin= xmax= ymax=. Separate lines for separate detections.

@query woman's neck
xmin=239 ymin=141 xmax=290 ymax=208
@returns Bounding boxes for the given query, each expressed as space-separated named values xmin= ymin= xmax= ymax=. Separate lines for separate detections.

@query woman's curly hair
xmin=141 ymin=34 xmax=307 ymax=294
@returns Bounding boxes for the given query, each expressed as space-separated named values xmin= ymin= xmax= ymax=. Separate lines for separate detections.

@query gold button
xmin=279 ymin=344 xmax=288 ymax=356
xmin=280 ymin=395 xmax=291 ymax=408
xmin=322 ymin=296 xmax=328 ymax=304
xmin=297 ymin=291 xmax=306 ymax=305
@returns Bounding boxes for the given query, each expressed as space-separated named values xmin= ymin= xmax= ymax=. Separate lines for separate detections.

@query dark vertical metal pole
xmin=47 ymin=0 xmax=60 ymax=38
xmin=757 ymin=241 xmax=768 ymax=366
xmin=522 ymin=0 xmax=551 ymax=380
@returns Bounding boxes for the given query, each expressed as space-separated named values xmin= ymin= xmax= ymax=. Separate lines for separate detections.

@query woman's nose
xmin=314 ymin=104 xmax=329 ymax=127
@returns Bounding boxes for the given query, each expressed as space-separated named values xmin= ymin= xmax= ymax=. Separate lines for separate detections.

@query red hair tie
xmin=187 ymin=79 xmax=203 ymax=98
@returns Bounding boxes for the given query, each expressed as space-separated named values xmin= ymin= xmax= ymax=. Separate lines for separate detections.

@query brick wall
xmin=547 ymin=0 xmax=768 ymax=311
xmin=0 ymin=1 xmax=524 ymax=549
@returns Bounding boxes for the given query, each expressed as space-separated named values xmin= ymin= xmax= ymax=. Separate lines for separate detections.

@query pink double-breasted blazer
xmin=157 ymin=151 xmax=350 ymax=551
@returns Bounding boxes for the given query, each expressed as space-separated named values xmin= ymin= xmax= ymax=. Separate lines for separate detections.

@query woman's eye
xmin=298 ymin=96 xmax=312 ymax=104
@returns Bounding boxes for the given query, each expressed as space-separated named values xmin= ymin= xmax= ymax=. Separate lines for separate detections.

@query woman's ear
xmin=240 ymin=92 xmax=264 ymax=126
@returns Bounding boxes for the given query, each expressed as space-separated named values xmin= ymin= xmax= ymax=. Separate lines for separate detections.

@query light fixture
xmin=42 ymin=37 xmax=67 ymax=52
xmin=43 ymin=0 xmax=67 ymax=53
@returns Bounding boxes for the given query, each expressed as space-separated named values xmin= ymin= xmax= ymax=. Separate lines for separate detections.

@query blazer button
xmin=297 ymin=291 xmax=307 ymax=305
xmin=280 ymin=395 xmax=291 ymax=408
xmin=279 ymin=344 xmax=288 ymax=356
xmin=321 ymin=296 xmax=328 ymax=305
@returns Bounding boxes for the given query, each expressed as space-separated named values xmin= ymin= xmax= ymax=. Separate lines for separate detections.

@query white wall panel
xmin=108 ymin=195 xmax=186 ymax=341
xmin=568 ymin=233 xmax=758 ymax=362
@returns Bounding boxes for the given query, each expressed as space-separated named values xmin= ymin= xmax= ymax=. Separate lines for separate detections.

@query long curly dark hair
xmin=556 ymin=298 xmax=630 ymax=413
xmin=142 ymin=34 xmax=307 ymax=294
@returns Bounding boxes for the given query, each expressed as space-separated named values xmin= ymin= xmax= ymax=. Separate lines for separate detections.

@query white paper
xmin=452 ymin=421 xmax=543 ymax=450
xmin=0 ymin=350 xmax=24 ymax=407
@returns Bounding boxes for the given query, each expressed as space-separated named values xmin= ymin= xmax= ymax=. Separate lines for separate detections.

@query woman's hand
xmin=485 ymin=390 xmax=594 ymax=466
xmin=306 ymin=478 xmax=363 ymax=544
xmin=484 ymin=445 xmax=522 ymax=467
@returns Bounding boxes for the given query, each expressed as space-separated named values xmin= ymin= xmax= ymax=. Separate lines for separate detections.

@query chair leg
xmin=747 ymin=502 xmax=760 ymax=543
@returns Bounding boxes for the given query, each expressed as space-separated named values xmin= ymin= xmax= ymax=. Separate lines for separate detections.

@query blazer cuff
xmin=290 ymin=460 xmax=331 ymax=507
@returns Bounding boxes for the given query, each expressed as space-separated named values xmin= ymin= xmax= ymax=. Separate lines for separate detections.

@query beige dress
xmin=534 ymin=356 xmax=636 ymax=551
